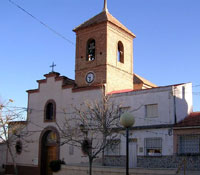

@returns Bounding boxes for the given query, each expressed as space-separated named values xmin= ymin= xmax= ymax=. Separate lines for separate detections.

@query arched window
xmin=117 ymin=41 xmax=124 ymax=63
xmin=44 ymin=100 xmax=56 ymax=121
xmin=15 ymin=140 xmax=22 ymax=154
xmin=86 ymin=39 xmax=95 ymax=61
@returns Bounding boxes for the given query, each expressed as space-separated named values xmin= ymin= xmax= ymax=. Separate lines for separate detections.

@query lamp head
xmin=120 ymin=112 xmax=135 ymax=128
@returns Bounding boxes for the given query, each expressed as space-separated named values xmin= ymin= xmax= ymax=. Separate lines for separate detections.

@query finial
xmin=103 ymin=0 xmax=108 ymax=12
xmin=50 ymin=62 xmax=56 ymax=72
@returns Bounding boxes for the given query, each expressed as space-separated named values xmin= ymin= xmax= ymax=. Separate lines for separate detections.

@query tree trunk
xmin=89 ymin=157 xmax=93 ymax=175
xmin=102 ymin=134 xmax=106 ymax=166
xmin=7 ymin=141 xmax=18 ymax=175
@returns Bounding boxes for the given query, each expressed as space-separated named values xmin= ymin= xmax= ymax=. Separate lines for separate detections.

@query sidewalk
xmin=177 ymin=171 xmax=200 ymax=175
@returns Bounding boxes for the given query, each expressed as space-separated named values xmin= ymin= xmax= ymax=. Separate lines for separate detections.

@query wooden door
xmin=46 ymin=146 xmax=57 ymax=175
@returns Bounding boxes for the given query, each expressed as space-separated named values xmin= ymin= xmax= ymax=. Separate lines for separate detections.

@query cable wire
xmin=8 ymin=0 xmax=75 ymax=46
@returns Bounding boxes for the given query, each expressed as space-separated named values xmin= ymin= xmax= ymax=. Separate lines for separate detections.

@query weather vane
xmin=50 ymin=62 xmax=56 ymax=72
xmin=103 ymin=0 xmax=108 ymax=12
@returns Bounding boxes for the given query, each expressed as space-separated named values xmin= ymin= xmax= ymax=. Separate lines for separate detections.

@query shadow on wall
xmin=174 ymin=87 xmax=191 ymax=124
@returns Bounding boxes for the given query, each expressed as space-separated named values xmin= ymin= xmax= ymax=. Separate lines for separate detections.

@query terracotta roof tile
xmin=73 ymin=11 xmax=135 ymax=37
xmin=107 ymin=89 xmax=133 ymax=95
xmin=134 ymin=74 xmax=157 ymax=87
xmin=175 ymin=112 xmax=200 ymax=127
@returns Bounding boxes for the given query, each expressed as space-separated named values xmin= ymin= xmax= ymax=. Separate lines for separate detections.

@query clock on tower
xmin=73 ymin=0 xmax=135 ymax=93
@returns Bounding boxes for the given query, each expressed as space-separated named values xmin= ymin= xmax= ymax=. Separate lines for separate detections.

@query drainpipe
xmin=173 ymin=86 xmax=177 ymax=124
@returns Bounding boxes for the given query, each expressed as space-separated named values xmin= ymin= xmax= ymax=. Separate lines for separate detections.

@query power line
xmin=7 ymin=0 xmax=75 ymax=46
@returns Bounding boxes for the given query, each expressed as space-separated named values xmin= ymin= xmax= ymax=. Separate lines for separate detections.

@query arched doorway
xmin=40 ymin=127 xmax=60 ymax=175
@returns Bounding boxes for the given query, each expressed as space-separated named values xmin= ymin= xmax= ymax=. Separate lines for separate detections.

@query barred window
xmin=178 ymin=135 xmax=200 ymax=155
xmin=105 ymin=139 xmax=120 ymax=156
xmin=145 ymin=138 xmax=162 ymax=156
xmin=145 ymin=104 xmax=158 ymax=118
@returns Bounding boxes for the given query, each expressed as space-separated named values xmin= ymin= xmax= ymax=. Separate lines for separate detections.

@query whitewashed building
xmin=105 ymin=82 xmax=193 ymax=168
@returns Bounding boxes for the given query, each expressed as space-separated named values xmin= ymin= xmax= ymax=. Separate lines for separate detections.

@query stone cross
xmin=50 ymin=62 xmax=56 ymax=72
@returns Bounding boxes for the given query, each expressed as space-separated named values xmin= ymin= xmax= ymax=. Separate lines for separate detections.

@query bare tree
xmin=0 ymin=99 xmax=27 ymax=175
xmin=57 ymin=93 xmax=122 ymax=175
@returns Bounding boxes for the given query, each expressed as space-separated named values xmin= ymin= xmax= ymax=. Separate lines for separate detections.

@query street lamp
xmin=120 ymin=112 xmax=135 ymax=175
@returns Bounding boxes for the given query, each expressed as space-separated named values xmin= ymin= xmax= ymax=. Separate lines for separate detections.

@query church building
xmin=4 ymin=1 xmax=196 ymax=175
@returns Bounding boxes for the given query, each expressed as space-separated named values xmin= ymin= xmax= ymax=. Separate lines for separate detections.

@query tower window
xmin=86 ymin=39 xmax=95 ymax=61
xmin=117 ymin=41 xmax=124 ymax=63
xmin=44 ymin=100 xmax=56 ymax=121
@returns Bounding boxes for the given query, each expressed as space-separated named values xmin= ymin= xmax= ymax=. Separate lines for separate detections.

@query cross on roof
xmin=50 ymin=62 xmax=56 ymax=72
xmin=103 ymin=0 xmax=108 ymax=12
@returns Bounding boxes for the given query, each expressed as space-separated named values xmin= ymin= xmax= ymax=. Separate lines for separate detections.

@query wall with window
xmin=13 ymin=73 xmax=104 ymax=167
xmin=106 ymin=23 xmax=134 ymax=93
xmin=111 ymin=83 xmax=193 ymax=127
xmin=119 ymin=128 xmax=173 ymax=157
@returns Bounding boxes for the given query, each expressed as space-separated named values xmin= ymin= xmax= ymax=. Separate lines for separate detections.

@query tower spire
xmin=103 ymin=0 xmax=108 ymax=12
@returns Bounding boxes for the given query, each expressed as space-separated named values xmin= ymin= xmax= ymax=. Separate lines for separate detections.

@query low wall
xmin=104 ymin=156 xmax=125 ymax=166
xmin=53 ymin=165 xmax=176 ymax=175
xmin=137 ymin=156 xmax=200 ymax=170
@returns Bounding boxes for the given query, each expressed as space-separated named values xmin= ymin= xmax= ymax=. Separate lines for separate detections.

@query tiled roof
xmin=73 ymin=10 xmax=135 ymax=37
xmin=107 ymin=89 xmax=133 ymax=95
xmin=107 ymin=83 xmax=190 ymax=95
xmin=175 ymin=112 xmax=200 ymax=127
xmin=134 ymin=74 xmax=157 ymax=87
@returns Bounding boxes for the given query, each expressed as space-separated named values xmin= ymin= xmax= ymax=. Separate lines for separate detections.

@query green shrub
xmin=49 ymin=160 xmax=65 ymax=172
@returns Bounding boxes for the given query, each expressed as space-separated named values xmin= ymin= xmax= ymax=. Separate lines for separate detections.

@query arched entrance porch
xmin=39 ymin=127 xmax=60 ymax=175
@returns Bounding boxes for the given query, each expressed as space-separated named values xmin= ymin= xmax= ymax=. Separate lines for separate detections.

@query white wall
xmin=11 ymin=75 xmax=103 ymax=166
xmin=174 ymin=83 xmax=193 ymax=123
xmin=113 ymin=83 xmax=192 ymax=156
xmin=120 ymin=128 xmax=173 ymax=156
xmin=112 ymin=83 xmax=193 ymax=127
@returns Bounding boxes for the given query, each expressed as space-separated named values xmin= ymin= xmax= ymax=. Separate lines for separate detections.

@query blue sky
xmin=1 ymin=0 xmax=200 ymax=112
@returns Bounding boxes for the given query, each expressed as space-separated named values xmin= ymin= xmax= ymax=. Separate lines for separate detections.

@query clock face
xmin=86 ymin=72 xmax=95 ymax=84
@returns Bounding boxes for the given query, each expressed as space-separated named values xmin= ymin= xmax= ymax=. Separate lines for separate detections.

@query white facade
xmin=104 ymin=83 xmax=193 ymax=167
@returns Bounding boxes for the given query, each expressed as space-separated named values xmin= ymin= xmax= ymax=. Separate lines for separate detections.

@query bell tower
xmin=73 ymin=1 xmax=136 ymax=93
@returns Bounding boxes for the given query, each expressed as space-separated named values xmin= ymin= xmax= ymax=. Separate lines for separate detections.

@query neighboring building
xmin=173 ymin=112 xmax=200 ymax=170
xmin=5 ymin=1 xmax=198 ymax=175
xmin=105 ymin=82 xmax=193 ymax=168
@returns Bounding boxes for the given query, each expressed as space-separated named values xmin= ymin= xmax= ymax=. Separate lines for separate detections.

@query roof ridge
xmin=73 ymin=10 xmax=135 ymax=37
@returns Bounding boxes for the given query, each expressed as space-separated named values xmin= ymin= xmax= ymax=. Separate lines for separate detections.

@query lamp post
xmin=120 ymin=113 xmax=135 ymax=175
